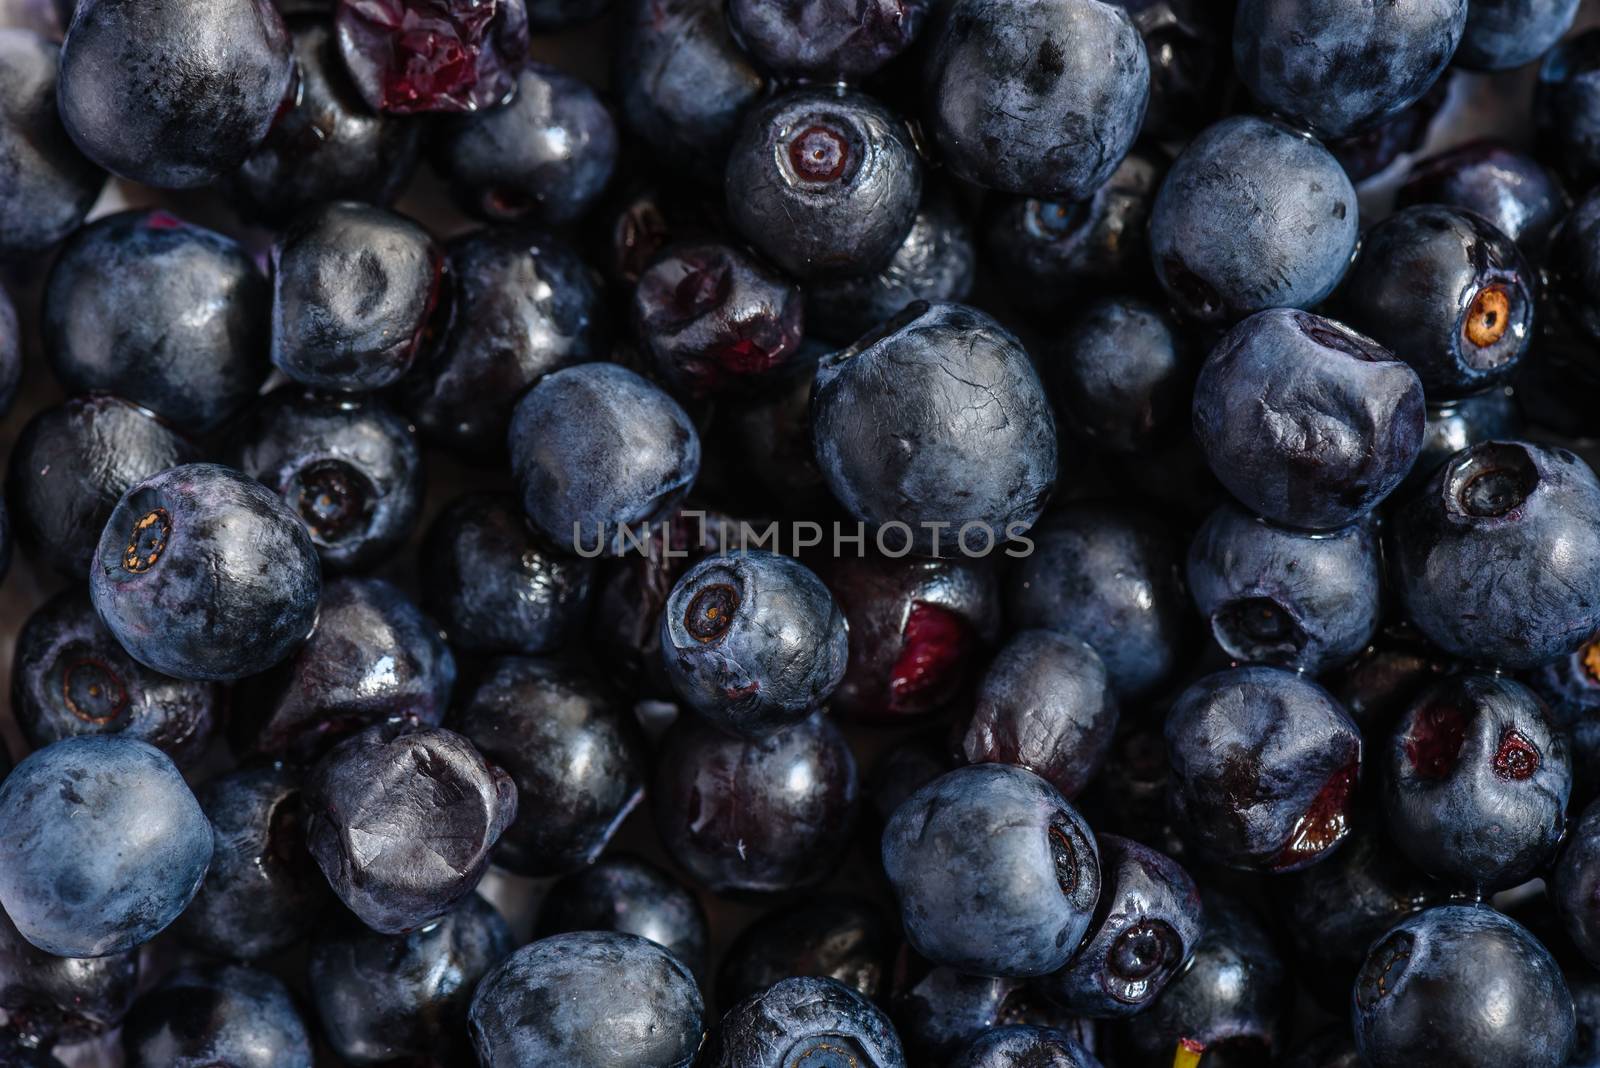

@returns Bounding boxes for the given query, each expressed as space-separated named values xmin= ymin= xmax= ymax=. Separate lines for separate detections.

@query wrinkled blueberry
xmin=335 ymin=0 xmax=529 ymax=114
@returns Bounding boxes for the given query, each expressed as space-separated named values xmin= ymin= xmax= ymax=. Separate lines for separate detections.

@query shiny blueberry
xmin=0 ymin=905 xmax=136 ymax=1048
xmin=122 ymin=964 xmax=313 ymax=1068
xmin=1049 ymin=296 xmax=1189 ymax=455
xmin=537 ymin=855 xmax=709 ymax=981
xmin=1399 ymin=141 xmax=1567 ymax=256
xmin=718 ymin=895 xmax=893 ymax=1007
xmin=706 ymin=976 xmax=904 ymax=1068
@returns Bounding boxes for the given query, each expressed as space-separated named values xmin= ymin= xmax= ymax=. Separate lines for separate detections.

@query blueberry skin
xmin=174 ymin=765 xmax=328 ymax=959
xmin=90 ymin=463 xmax=321 ymax=682
xmin=883 ymin=763 xmax=1100 ymax=978
xmin=1149 ymin=116 xmax=1358 ymax=325
xmin=123 ymin=964 xmax=312 ymax=1068
xmin=1117 ymin=0 xmax=1230 ymax=141
xmin=1193 ymin=309 xmax=1425 ymax=530
xmin=509 ymin=362 xmax=701 ymax=554
xmin=1385 ymin=674 xmax=1569 ymax=892
xmin=1187 ymin=503 xmax=1383 ymax=674
xmin=6 ymin=395 xmax=199 ymax=578
xmin=1006 ymin=503 xmax=1188 ymax=699
xmin=0 ymin=906 xmax=136 ymax=1047
xmin=0 ymin=285 xmax=18 ymax=418
xmin=303 ymin=722 xmax=516 ymax=934
xmin=57 ymin=0 xmax=292 ymax=187
xmin=1530 ymin=632 xmax=1600 ymax=728
xmin=1458 ymin=0 xmax=1578 ymax=71
xmin=1049 ymin=296 xmax=1188 ymax=455
xmin=661 ymin=550 xmax=848 ymax=738
xmin=0 ymin=30 xmax=101 ymax=257
xmin=1342 ymin=205 xmax=1534 ymax=397
xmin=232 ymin=389 xmax=424 ymax=571
xmin=731 ymin=0 xmax=928 ymax=81
xmin=725 ymin=88 xmax=921 ymax=280
xmin=1233 ymin=0 xmax=1465 ymax=139
xmin=0 ymin=736 xmax=211 ymax=957
xmin=309 ymin=895 xmax=512 ymax=1066
xmin=705 ymin=976 xmax=904 ymax=1068
xmin=718 ymin=895 xmax=893 ymax=1007
xmin=537 ymin=856 xmax=709 ymax=981
xmin=948 ymin=1025 xmax=1100 ymax=1068
xmin=333 ymin=0 xmax=529 ymax=116
xmin=1538 ymin=31 xmax=1600 ymax=190
xmin=812 ymin=302 xmax=1057 ymax=558
xmin=454 ymin=656 xmax=646 ymax=876
xmin=924 ymin=0 xmax=1148 ymax=200
xmin=1571 ymin=973 xmax=1600 ymax=1068
xmin=958 ymin=629 xmax=1117 ymax=800
xmin=1554 ymin=799 xmax=1600 ymax=970
xmin=654 ymin=712 xmax=858 ymax=895
xmin=1166 ymin=667 xmax=1362 ymax=872
xmin=1391 ymin=440 xmax=1600 ymax=669
xmin=270 ymin=202 xmax=441 ymax=394
xmin=1405 ymin=386 xmax=1521 ymax=492
xmin=44 ymin=211 xmax=270 ymax=433
xmin=1328 ymin=77 xmax=1449 ymax=183
xmin=1352 ymin=905 xmax=1575 ymax=1068
xmin=468 ymin=931 xmax=705 ymax=1068
xmin=228 ymin=17 xmax=422 ymax=225
xmin=1399 ymin=142 xmax=1567 ymax=256
xmin=432 ymin=63 xmax=618 ymax=227
xmin=526 ymin=0 xmax=605 ymax=28
xmin=398 ymin=228 xmax=604 ymax=457
xmin=1547 ymin=189 xmax=1600 ymax=351
xmin=892 ymin=964 xmax=1080 ymax=1063
xmin=12 ymin=590 xmax=220 ymax=767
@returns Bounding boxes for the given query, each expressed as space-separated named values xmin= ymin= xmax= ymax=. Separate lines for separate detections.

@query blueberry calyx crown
xmin=122 ymin=508 xmax=171 ymax=573
xmin=685 ymin=583 xmax=740 ymax=642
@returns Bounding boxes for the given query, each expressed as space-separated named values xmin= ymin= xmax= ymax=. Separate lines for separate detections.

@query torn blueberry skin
xmin=123 ymin=964 xmax=313 ymax=1068
xmin=661 ymin=550 xmax=848 ymax=738
xmin=538 ymin=855 xmax=709 ymax=982
xmin=1460 ymin=0 xmax=1578 ymax=71
xmin=453 ymin=656 xmax=646 ymax=877
xmin=725 ymin=87 xmax=921 ymax=280
xmin=924 ymin=0 xmax=1148 ymax=200
xmin=706 ymin=976 xmax=904 ymax=1068
xmin=1049 ymin=296 xmax=1189 ymax=455
xmin=718 ymin=895 xmax=892 ymax=1007
xmin=1390 ymin=440 xmax=1600 ymax=669
xmin=1342 ymin=205 xmax=1534 ymax=398
xmin=653 ymin=712 xmax=858 ymax=895
xmin=1149 ymin=116 xmax=1359 ymax=325
xmin=1353 ymin=906 xmax=1575 ymax=1068
xmin=335 ymin=0 xmax=528 ymax=115
xmin=1405 ymin=387 xmax=1521 ymax=493
xmin=882 ymin=763 xmax=1100 ymax=978
xmin=948 ymin=1025 xmax=1099 ymax=1068
xmin=0 ymin=905 xmax=136 ymax=1048
xmin=309 ymin=894 xmax=512 ymax=1066
xmin=90 ymin=463 xmax=322 ymax=682
xmin=432 ymin=63 xmax=619 ymax=227
xmin=1165 ymin=666 xmax=1362 ymax=872
xmin=1193 ymin=309 xmax=1426 ymax=530
xmin=174 ymin=765 xmax=329 ymax=960
xmin=44 ymin=211 xmax=270 ymax=434
xmin=812 ymin=302 xmax=1058 ymax=558
xmin=958 ymin=629 xmax=1118 ymax=800
xmin=469 ymin=931 xmax=705 ymax=1068
xmin=1187 ymin=503 xmax=1383 ymax=675
xmin=0 ymin=736 xmax=212 ymax=958
xmin=12 ymin=590 xmax=220 ymax=767
xmin=1400 ymin=142 xmax=1567 ymax=258
xmin=0 ymin=30 xmax=102 ymax=258
xmin=1538 ymin=31 xmax=1600 ymax=190
xmin=727 ymin=0 xmax=927 ymax=82
xmin=1384 ymin=674 xmax=1569 ymax=893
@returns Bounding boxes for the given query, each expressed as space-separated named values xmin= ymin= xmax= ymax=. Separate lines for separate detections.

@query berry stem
xmin=1173 ymin=1037 xmax=1206 ymax=1068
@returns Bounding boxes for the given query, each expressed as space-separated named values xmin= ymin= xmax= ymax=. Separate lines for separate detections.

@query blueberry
xmin=924 ymin=0 xmax=1147 ymax=199
xmin=1193 ymin=309 xmax=1425 ymax=530
xmin=1553 ymin=799 xmax=1600 ymax=971
xmin=883 ymin=763 xmax=1100 ymax=978
xmin=468 ymin=931 xmax=704 ymax=1068
xmin=44 ymin=211 xmax=270 ymax=434
xmin=334 ymin=0 xmax=528 ymax=114
xmin=1342 ymin=205 xmax=1534 ymax=397
xmin=0 ymin=906 xmax=136 ymax=1047
xmin=654 ymin=712 xmax=858 ymax=894
xmin=1149 ymin=116 xmax=1358 ymax=325
xmin=1384 ymin=674 xmax=1569 ymax=892
xmin=1232 ymin=0 xmax=1466 ymax=139
xmin=1531 ymin=631 xmax=1600 ymax=727
xmin=1353 ymin=905 xmax=1575 ymax=1068
xmin=309 ymin=894 xmax=512 ymax=1065
xmin=1115 ymin=0 xmax=1230 ymax=141
xmin=11 ymin=590 xmax=220 ymax=766
xmin=123 ymin=964 xmax=312 ymax=1068
xmin=57 ymin=0 xmax=292 ymax=187
xmin=718 ymin=895 xmax=893 ymax=1007
xmin=0 ymin=285 xmax=18 ymax=419
xmin=957 ymin=629 xmax=1117 ymax=800
xmin=1573 ymin=973 xmax=1600 ymax=1068
xmin=1545 ymin=189 xmax=1600 ymax=352
xmin=302 ymin=721 xmax=516 ymax=933
xmin=90 ymin=463 xmax=321 ymax=682
xmin=431 ymin=63 xmax=618 ymax=227
xmin=1399 ymin=141 xmax=1567 ymax=256
xmin=1049 ymin=296 xmax=1189 ymax=455
xmin=812 ymin=302 xmax=1057 ymax=557
xmin=454 ymin=656 xmax=646 ymax=876
xmin=1390 ymin=440 xmax=1600 ymax=669
xmin=705 ymin=975 xmax=904 ymax=1068
xmin=232 ymin=389 xmax=424 ymax=571
xmin=1458 ymin=0 xmax=1579 ymax=72
xmin=725 ymin=87 xmax=921 ymax=279
xmin=728 ymin=0 xmax=927 ymax=81
xmin=269 ymin=202 xmax=442 ymax=394
xmin=1327 ymin=76 xmax=1450 ymax=183
xmin=1187 ymin=503 xmax=1383 ymax=674
xmin=1537 ymin=31 xmax=1600 ymax=189
xmin=509 ymin=362 xmax=701 ymax=553
xmin=398 ymin=228 xmax=604 ymax=457
xmin=868 ymin=730 xmax=953 ymax=827
xmin=892 ymin=962 xmax=1078 ymax=1063
xmin=0 ymin=30 xmax=102 ymax=257
xmin=1077 ymin=725 xmax=1179 ymax=855
xmin=0 ymin=736 xmax=211 ymax=957
xmin=1166 ymin=666 xmax=1362 ymax=871
xmin=1406 ymin=386 xmax=1521 ymax=492
xmin=6 ymin=395 xmax=198 ymax=577
xmin=537 ymin=855 xmax=709 ymax=981
xmin=948 ymin=1025 xmax=1100 ymax=1068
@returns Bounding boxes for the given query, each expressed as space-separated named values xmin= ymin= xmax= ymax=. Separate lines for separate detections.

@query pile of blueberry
xmin=7 ymin=0 xmax=1600 ymax=1064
